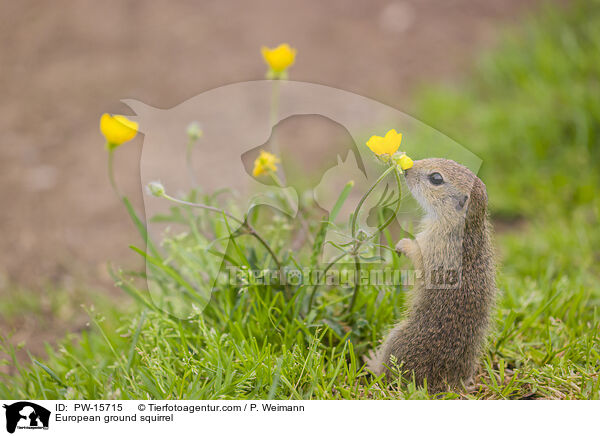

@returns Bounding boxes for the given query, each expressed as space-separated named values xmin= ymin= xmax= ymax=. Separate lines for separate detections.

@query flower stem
xmin=162 ymin=193 xmax=244 ymax=225
xmin=270 ymin=80 xmax=281 ymax=129
xmin=370 ymin=166 xmax=403 ymax=238
xmin=160 ymin=193 xmax=281 ymax=270
xmin=307 ymin=251 xmax=347 ymax=313
xmin=269 ymin=80 xmax=282 ymax=167
xmin=349 ymin=255 xmax=361 ymax=312
xmin=107 ymin=148 xmax=121 ymax=199
xmin=186 ymin=138 xmax=198 ymax=187
xmin=350 ymin=164 xmax=396 ymax=239
xmin=268 ymin=171 xmax=314 ymax=246
xmin=269 ymin=171 xmax=296 ymax=212
xmin=247 ymin=226 xmax=282 ymax=271
xmin=347 ymin=163 xmax=402 ymax=313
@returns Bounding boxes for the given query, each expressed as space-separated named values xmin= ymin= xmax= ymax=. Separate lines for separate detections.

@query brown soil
xmin=0 ymin=0 xmax=547 ymax=359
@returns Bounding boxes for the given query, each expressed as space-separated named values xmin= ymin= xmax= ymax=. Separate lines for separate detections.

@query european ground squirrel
xmin=369 ymin=158 xmax=496 ymax=394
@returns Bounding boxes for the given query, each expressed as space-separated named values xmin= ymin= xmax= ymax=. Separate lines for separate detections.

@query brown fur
xmin=368 ymin=158 xmax=496 ymax=394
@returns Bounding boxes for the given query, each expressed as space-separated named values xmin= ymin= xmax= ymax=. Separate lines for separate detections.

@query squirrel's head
xmin=404 ymin=158 xmax=487 ymax=222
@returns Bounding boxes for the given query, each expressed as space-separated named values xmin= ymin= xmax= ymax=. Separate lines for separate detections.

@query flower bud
xmin=147 ymin=181 xmax=165 ymax=197
xmin=186 ymin=121 xmax=203 ymax=141
xmin=397 ymin=154 xmax=413 ymax=170
xmin=357 ymin=229 xmax=369 ymax=241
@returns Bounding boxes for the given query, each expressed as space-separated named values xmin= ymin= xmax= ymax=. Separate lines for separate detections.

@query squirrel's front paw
xmin=395 ymin=238 xmax=414 ymax=257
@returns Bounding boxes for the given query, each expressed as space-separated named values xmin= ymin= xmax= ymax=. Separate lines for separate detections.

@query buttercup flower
xmin=100 ymin=114 xmax=138 ymax=149
xmin=397 ymin=154 xmax=414 ymax=170
xmin=366 ymin=129 xmax=402 ymax=157
xmin=261 ymin=43 xmax=296 ymax=78
xmin=252 ymin=150 xmax=280 ymax=177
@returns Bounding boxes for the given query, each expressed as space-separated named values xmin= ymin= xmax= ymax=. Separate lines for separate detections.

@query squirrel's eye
xmin=428 ymin=172 xmax=444 ymax=185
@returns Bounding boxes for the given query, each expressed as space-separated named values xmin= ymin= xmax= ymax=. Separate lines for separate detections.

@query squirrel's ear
xmin=466 ymin=177 xmax=488 ymax=220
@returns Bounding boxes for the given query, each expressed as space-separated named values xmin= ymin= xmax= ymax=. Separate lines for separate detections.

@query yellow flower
xmin=397 ymin=154 xmax=414 ymax=170
xmin=252 ymin=150 xmax=280 ymax=177
xmin=366 ymin=129 xmax=402 ymax=156
xmin=261 ymin=43 xmax=296 ymax=76
xmin=100 ymin=113 xmax=138 ymax=149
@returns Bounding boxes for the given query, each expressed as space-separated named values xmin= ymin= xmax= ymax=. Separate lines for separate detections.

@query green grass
xmin=1 ymin=0 xmax=599 ymax=399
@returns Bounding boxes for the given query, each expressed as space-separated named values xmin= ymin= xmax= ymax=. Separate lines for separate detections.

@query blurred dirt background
xmin=0 ymin=0 xmax=548 ymax=355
